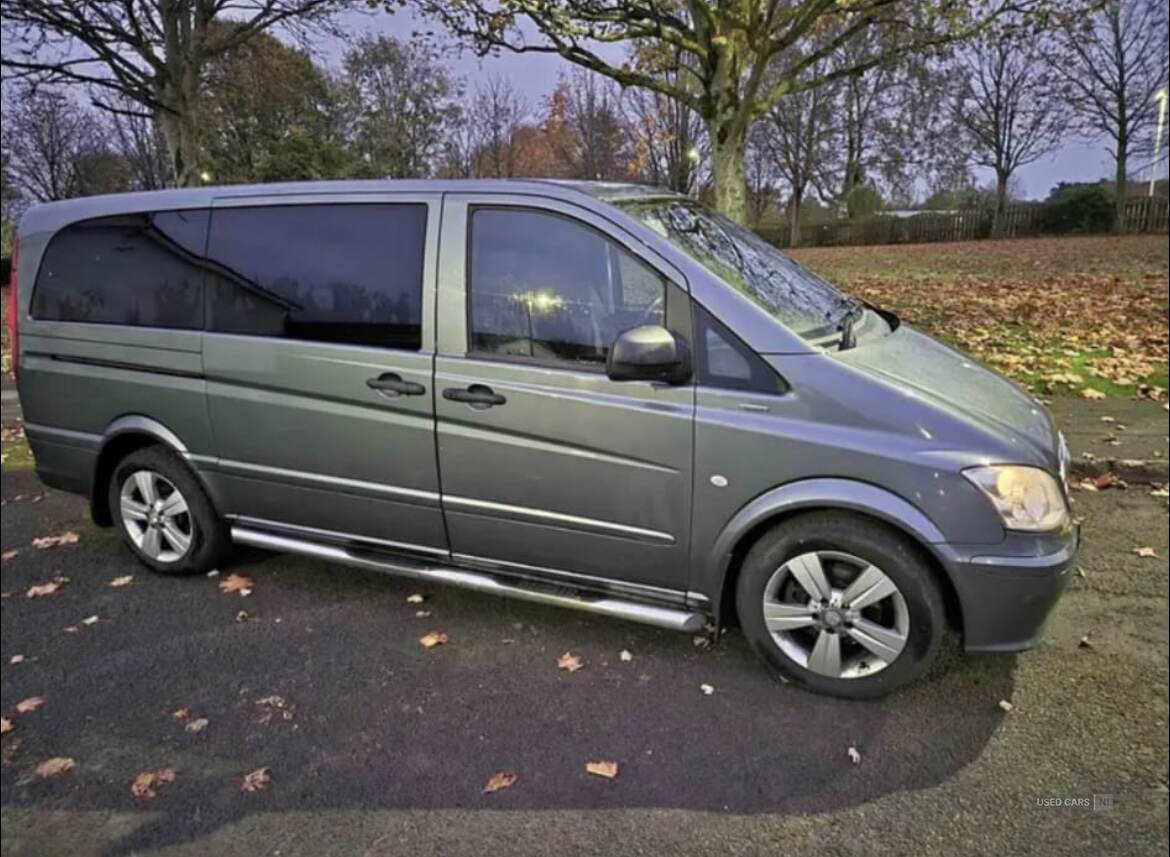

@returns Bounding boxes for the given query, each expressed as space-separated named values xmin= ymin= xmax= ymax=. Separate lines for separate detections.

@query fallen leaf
xmin=16 ymin=696 xmax=45 ymax=714
xmin=218 ymin=574 xmax=254 ymax=596
xmin=63 ymin=626 xmax=79 ymax=634
xmin=406 ymin=593 xmax=425 ymax=604
xmin=235 ymin=610 xmax=251 ymax=623
xmin=699 ymin=683 xmax=715 ymax=696
xmin=131 ymin=768 xmax=176 ymax=799
xmin=1080 ymin=388 xmax=1106 ymax=400
xmin=1 ymin=549 xmax=18 ymax=562
xmin=33 ymin=757 xmax=74 ymax=779
xmin=482 ymin=771 xmax=518 ymax=793
xmin=585 ymin=760 xmax=619 ymax=779
xmin=557 ymin=651 xmax=584 ymax=672
xmin=107 ymin=575 xmax=134 ymax=588
xmin=256 ymin=695 xmax=295 ymax=723
xmin=414 ymin=609 xmax=432 ymax=618
xmin=171 ymin=707 xmax=190 ymax=721
xmin=847 ymin=746 xmax=862 ymax=765
xmin=1079 ymin=633 xmax=1095 ymax=649
xmin=419 ymin=631 xmax=449 ymax=649
xmin=241 ymin=766 xmax=271 ymax=792
xmin=26 ymin=577 xmax=67 ymax=598
xmin=1092 ymin=472 xmax=1122 ymax=490
xmin=9 ymin=655 xmax=25 ymax=664
xmin=81 ymin=615 xmax=99 ymax=626
xmin=206 ymin=569 xmax=220 ymax=577
xmin=30 ymin=531 xmax=80 ymax=549
xmin=185 ymin=717 xmax=209 ymax=733
xmin=0 ymin=718 xmax=11 ymax=735
xmin=998 ymin=699 xmax=1014 ymax=713
xmin=619 ymin=650 xmax=633 ymax=662
xmin=1149 ymin=486 xmax=1169 ymax=498
xmin=691 ymin=634 xmax=711 ymax=649
xmin=1132 ymin=546 xmax=1158 ymax=558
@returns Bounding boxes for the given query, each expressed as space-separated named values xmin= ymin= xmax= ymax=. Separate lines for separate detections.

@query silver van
xmin=7 ymin=180 xmax=1077 ymax=698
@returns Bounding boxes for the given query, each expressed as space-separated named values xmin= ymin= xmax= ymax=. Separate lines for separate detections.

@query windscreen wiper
xmin=837 ymin=301 xmax=865 ymax=351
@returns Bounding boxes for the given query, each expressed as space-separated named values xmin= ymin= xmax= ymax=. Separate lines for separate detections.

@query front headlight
xmin=963 ymin=465 xmax=1069 ymax=532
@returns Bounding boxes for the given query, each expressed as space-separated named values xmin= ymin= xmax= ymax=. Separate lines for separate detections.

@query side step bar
xmin=231 ymin=527 xmax=708 ymax=633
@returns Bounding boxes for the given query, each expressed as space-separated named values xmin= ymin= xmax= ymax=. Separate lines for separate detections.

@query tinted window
xmin=468 ymin=208 xmax=666 ymax=365
xmin=205 ymin=204 xmax=425 ymax=350
xmin=32 ymin=210 xmax=207 ymax=329
xmin=696 ymin=306 xmax=785 ymax=394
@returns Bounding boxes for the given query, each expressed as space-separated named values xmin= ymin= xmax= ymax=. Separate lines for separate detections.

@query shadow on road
xmin=0 ymin=471 xmax=1015 ymax=855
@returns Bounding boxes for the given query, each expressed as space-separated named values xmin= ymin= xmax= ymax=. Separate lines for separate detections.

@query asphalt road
xmin=1 ymin=467 xmax=1167 ymax=857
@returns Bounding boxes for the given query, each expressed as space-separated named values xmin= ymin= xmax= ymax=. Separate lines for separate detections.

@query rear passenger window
xmin=205 ymin=204 xmax=426 ymax=350
xmin=32 ymin=211 xmax=207 ymax=329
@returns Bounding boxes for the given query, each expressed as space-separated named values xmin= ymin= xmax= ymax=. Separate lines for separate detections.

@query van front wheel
xmin=735 ymin=511 xmax=946 ymax=699
xmin=109 ymin=446 xmax=228 ymax=575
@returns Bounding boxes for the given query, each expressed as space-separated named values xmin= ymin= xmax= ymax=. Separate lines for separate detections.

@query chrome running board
xmin=231 ymin=527 xmax=707 ymax=633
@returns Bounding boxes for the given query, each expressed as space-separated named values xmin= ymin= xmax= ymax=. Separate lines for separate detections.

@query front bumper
xmin=937 ymin=523 xmax=1080 ymax=652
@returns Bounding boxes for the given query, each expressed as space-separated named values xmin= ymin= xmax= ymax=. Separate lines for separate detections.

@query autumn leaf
xmin=0 ymin=718 xmax=12 ymax=735
xmin=107 ymin=575 xmax=134 ymax=588
xmin=847 ymin=746 xmax=862 ymax=765
xmin=185 ymin=717 xmax=209 ymax=734
xmin=1132 ymin=546 xmax=1158 ymax=558
xmin=1080 ymin=388 xmax=1106 ymax=400
xmin=26 ymin=576 xmax=68 ymax=598
xmin=33 ymin=757 xmax=75 ymax=779
xmin=218 ymin=574 xmax=254 ymax=596
xmin=8 ymin=655 xmax=23 ymax=664
xmin=585 ymin=760 xmax=619 ymax=779
xmin=998 ymin=699 xmax=1014 ymax=712
xmin=406 ymin=593 xmax=425 ymax=604
xmin=1091 ymin=472 xmax=1123 ymax=490
xmin=241 ymin=766 xmax=271 ymax=792
xmin=131 ymin=768 xmax=176 ymax=799
xmin=30 ymin=531 xmax=80 ymax=549
xmin=482 ymin=771 xmax=518 ymax=793
xmin=171 ymin=707 xmax=190 ymax=721
xmin=81 ymin=615 xmax=99 ymax=626
xmin=16 ymin=696 xmax=45 ymax=714
xmin=699 ymin=683 xmax=715 ymax=695
xmin=619 ymin=650 xmax=633 ymax=662
xmin=419 ymin=631 xmax=449 ymax=649
xmin=1 ymin=549 xmax=18 ymax=562
xmin=556 ymin=651 xmax=584 ymax=672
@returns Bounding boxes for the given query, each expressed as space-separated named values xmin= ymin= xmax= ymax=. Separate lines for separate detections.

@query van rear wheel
xmin=109 ymin=446 xmax=228 ymax=575
xmin=735 ymin=511 xmax=945 ymax=699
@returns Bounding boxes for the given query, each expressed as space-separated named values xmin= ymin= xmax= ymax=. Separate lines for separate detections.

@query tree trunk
xmin=788 ymin=188 xmax=803 ymax=247
xmin=1113 ymin=142 xmax=1127 ymax=233
xmin=992 ymin=170 xmax=1009 ymax=237
xmin=709 ymin=120 xmax=748 ymax=224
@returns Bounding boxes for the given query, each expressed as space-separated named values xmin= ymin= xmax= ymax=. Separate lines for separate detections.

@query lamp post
xmin=1150 ymin=86 xmax=1169 ymax=198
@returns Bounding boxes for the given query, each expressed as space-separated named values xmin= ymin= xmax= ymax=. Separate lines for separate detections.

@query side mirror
xmin=606 ymin=325 xmax=690 ymax=384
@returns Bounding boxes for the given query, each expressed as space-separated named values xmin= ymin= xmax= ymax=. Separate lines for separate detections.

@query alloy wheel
xmin=762 ymin=550 xmax=909 ymax=679
xmin=119 ymin=469 xmax=194 ymax=563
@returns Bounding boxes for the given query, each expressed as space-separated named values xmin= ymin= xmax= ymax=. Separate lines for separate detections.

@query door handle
xmin=367 ymin=373 xmax=425 ymax=397
xmin=442 ymin=384 xmax=507 ymax=408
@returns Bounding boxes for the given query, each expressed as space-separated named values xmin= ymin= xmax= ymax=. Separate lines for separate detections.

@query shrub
xmin=1041 ymin=183 xmax=1115 ymax=234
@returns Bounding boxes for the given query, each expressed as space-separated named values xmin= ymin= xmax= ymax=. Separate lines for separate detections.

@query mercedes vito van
xmin=8 ymin=180 xmax=1077 ymax=698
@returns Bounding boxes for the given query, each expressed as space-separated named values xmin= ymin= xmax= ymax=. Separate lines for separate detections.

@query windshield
xmin=616 ymin=198 xmax=852 ymax=337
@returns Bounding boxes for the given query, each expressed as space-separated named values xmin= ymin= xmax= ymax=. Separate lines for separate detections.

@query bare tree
xmin=549 ymin=69 xmax=632 ymax=181
xmin=104 ymin=98 xmax=170 ymax=190
xmin=951 ymin=30 xmax=1067 ymax=233
xmin=1 ymin=86 xmax=103 ymax=202
xmin=419 ymin=0 xmax=1046 ymax=222
xmin=469 ymin=75 xmax=530 ymax=178
xmin=622 ymin=46 xmax=706 ymax=194
xmin=1 ymin=0 xmax=355 ymax=186
xmin=758 ymin=60 xmax=839 ymax=244
xmin=1050 ymin=0 xmax=1169 ymax=228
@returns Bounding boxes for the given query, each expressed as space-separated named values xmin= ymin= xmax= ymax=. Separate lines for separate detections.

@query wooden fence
xmin=760 ymin=196 xmax=1170 ymax=248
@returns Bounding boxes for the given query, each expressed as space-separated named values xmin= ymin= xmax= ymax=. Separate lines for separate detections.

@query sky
xmin=335 ymin=7 xmax=1167 ymax=202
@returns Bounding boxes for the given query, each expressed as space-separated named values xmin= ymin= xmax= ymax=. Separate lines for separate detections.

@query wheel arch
xmin=704 ymin=479 xmax=964 ymax=635
xmin=90 ymin=416 xmax=196 ymax=527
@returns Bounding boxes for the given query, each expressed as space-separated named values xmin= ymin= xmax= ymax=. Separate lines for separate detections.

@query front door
xmin=200 ymin=194 xmax=447 ymax=555
xmin=433 ymin=194 xmax=694 ymax=595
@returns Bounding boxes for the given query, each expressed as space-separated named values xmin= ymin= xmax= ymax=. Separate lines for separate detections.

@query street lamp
xmin=1150 ymin=86 xmax=1168 ymax=198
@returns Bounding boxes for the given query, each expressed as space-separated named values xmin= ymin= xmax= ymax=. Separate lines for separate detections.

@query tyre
xmin=108 ymin=445 xmax=229 ymax=575
xmin=735 ymin=511 xmax=946 ymax=699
